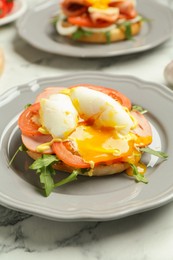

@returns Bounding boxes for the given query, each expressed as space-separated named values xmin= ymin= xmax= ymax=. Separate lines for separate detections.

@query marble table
xmin=1 ymin=0 xmax=173 ymax=259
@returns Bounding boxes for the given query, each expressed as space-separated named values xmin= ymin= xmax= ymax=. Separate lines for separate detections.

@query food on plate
xmin=0 ymin=0 xmax=14 ymax=18
xmin=15 ymin=84 xmax=167 ymax=196
xmin=53 ymin=0 xmax=143 ymax=43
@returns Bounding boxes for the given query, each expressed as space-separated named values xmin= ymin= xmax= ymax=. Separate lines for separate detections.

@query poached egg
xmin=39 ymin=86 xmax=136 ymax=165
xmin=40 ymin=93 xmax=78 ymax=138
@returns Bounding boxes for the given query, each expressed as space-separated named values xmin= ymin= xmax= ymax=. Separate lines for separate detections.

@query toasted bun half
xmin=27 ymin=150 xmax=129 ymax=177
xmin=69 ymin=21 xmax=142 ymax=43
xmin=0 ymin=48 xmax=4 ymax=75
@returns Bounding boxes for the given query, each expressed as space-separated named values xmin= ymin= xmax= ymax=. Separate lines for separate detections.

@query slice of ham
xmin=89 ymin=8 xmax=119 ymax=24
xmin=109 ymin=0 xmax=137 ymax=19
xmin=131 ymin=111 xmax=152 ymax=138
xmin=22 ymin=134 xmax=53 ymax=154
xmin=61 ymin=0 xmax=89 ymax=17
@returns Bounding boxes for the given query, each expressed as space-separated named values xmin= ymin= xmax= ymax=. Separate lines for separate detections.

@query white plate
xmin=16 ymin=0 xmax=173 ymax=57
xmin=0 ymin=72 xmax=173 ymax=221
xmin=0 ymin=0 xmax=27 ymax=26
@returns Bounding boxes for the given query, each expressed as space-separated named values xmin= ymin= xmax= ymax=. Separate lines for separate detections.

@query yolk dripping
xmin=68 ymin=125 xmax=136 ymax=164
xmin=86 ymin=0 xmax=110 ymax=9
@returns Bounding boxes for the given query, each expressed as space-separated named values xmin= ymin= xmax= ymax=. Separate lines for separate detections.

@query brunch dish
xmin=55 ymin=0 xmax=142 ymax=43
xmin=16 ymin=83 xmax=167 ymax=197
xmin=0 ymin=73 xmax=172 ymax=221
xmin=16 ymin=0 xmax=173 ymax=57
xmin=17 ymin=85 xmax=151 ymax=196
xmin=0 ymin=0 xmax=27 ymax=26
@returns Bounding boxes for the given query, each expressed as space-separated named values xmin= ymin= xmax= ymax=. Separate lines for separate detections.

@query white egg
xmin=40 ymin=94 xmax=78 ymax=138
xmin=70 ymin=87 xmax=133 ymax=135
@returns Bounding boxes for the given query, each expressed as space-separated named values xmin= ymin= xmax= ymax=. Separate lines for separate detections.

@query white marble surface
xmin=1 ymin=0 xmax=173 ymax=259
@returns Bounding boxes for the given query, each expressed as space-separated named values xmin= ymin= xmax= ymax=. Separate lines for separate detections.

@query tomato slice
xmin=0 ymin=1 xmax=8 ymax=18
xmin=69 ymin=84 xmax=132 ymax=110
xmin=52 ymin=141 xmax=91 ymax=169
xmin=18 ymin=103 xmax=42 ymax=137
xmin=5 ymin=0 xmax=14 ymax=13
xmin=68 ymin=14 xmax=112 ymax=28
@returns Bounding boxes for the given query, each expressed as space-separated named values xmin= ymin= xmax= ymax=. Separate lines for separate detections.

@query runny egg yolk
xmin=86 ymin=0 xmax=110 ymax=9
xmin=37 ymin=87 xmax=152 ymax=171
xmin=68 ymin=125 xmax=135 ymax=164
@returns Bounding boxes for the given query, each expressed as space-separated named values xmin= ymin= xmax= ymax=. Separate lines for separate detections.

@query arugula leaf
xmin=132 ymin=105 xmax=147 ymax=114
xmin=72 ymin=28 xmax=92 ymax=40
xmin=24 ymin=104 xmax=31 ymax=109
xmin=51 ymin=15 xmax=59 ymax=26
xmin=29 ymin=154 xmax=59 ymax=170
xmin=123 ymin=21 xmax=132 ymax=40
xmin=29 ymin=154 xmax=80 ymax=196
xmin=140 ymin=147 xmax=168 ymax=159
xmin=8 ymin=144 xmax=27 ymax=167
xmin=54 ymin=170 xmax=79 ymax=188
xmin=29 ymin=154 xmax=59 ymax=196
xmin=130 ymin=164 xmax=148 ymax=184
xmin=39 ymin=166 xmax=55 ymax=197
xmin=140 ymin=16 xmax=152 ymax=23
xmin=105 ymin=31 xmax=111 ymax=43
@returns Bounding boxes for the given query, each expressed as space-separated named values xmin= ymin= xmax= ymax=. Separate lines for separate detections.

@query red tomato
xmin=69 ymin=84 xmax=132 ymax=110
xmin=5 ymin=0 xmax=14 ymax=13
xmin=68 ymin=14 xmax=112 ymax=28
xmin=0 ymin=0 xmax=8 ymax=18
xmin=18 ymin=103 xmax=42 ymax=137
xmin=52 ymin=141 xmax=91 ymax=169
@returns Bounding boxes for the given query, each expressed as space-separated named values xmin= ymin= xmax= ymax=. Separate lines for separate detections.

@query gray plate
xmin=0 ymin=72 xmax=173 ymax=221
xmin=16 ymin=0 xmax=173 ymax=58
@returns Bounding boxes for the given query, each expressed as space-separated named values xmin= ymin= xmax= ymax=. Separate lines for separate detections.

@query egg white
xmin=40 ymin=94 xmax=78 ymax=138
xmin=70 ymin=86 xmax=134 ymax=135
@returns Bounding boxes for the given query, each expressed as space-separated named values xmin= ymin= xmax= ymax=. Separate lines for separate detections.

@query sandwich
xmin=54 ymin=0 xmax=143 ymax=43
xmin=17 ymin=84 xmax=167 ymax=196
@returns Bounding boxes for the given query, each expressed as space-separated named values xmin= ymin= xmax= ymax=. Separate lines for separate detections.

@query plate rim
xmin=0 ymin=72 xmax=173 ymax=221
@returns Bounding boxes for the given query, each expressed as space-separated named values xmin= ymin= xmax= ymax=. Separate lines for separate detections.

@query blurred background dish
xmin=0 ymin=0 xmax=27 ymax=26
xmin=16 ymin=0 xmax=173 ymax=57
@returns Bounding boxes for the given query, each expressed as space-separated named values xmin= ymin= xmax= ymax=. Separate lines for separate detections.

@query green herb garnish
xmin=29 ymin=154 xmax=59 ymax=170
xmin=51 ymin=15 xmax=59 ymax=26
xmin=29 ymin=154 xmax=59 ymax=196
xmin=24 ymin=103 xmax=32 ymax=109
xmin=140 ymin=16 xmax=152 ymax=23
xmin=122 ymin=21 xmax=132 ymax=40
xmin=105 ymin=31 xmax=111 ymax=43
xmin=139 ymin=147 xmax=168 ymax=159
xmin=132 ymin=105 xmax=147 ymax=114
xmin=29 ymin=154 xmax=80 ymax=196
xmin=72 ymin=28 xmax=92 ymax=40
xmin=54 ymin=170 xmax=79 ymax=188
xmin=8 ymin=144 xmax=27 ymax=167
xmin=130 ymin=163 xmax=148 ymax=184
